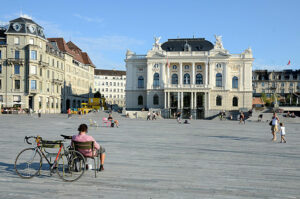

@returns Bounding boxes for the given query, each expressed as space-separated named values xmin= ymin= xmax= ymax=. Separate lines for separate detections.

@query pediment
xmin=147 ymin=50 xmax=166 ymax=58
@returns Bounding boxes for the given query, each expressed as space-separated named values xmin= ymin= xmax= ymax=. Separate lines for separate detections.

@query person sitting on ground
xmin=72 ymin=124 xmax=106 ymax=171
xmin=291 ymin=112 xmax=296 ymax=118
xmin=258 ymin=114 xmax=263 ymax=122
xmin=184 ymin=119 xmax=190 ymax=124
xmin=108 ymin=114 xmax=119 ymax=127
xmin=286 ymin=111 xmax=290 ymax=117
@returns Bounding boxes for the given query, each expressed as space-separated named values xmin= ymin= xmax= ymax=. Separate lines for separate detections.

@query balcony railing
xmin=39 ymin=61 xmax=49 ymax=67
xmin=7 ymin=58 xmax=25 ymax=65
xmin=52 ymin=79 xmax=63 ymax=84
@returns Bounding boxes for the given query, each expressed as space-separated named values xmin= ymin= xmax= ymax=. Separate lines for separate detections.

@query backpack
xmin=111 ymin=123 xmax=114 ymax=127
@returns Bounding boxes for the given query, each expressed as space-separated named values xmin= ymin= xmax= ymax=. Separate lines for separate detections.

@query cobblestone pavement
xmin=0 ymin=112 xmax=300 ymax=199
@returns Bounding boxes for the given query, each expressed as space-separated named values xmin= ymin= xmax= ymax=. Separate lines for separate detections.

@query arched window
xmin=172 ymin=65 xmax=177 ymax=69
xmin=153 ymin=73 xmax=159 ymax=87
xmin=196 ymin=73 xmax=203 ymax=84
xmin=171 ymin=74 xmax=178 ymax=84
xmin=153 ymin=94 xmax=159 ymax=105
xmin=138 ymin=76 xmax=144 ymax=88
xmin=138 ymin=95 xmax=143 ymax=105
xmin=216 ymin=73 xmax=222 ymax=87
xmin=233 ymin=97 xmax=238 ymax=107
xmin=183 ymin=73 xmax=190 ymax=84
xmin=216 ymin=95 xmax=222 ymax=106
xmin=184 ymin=65 xmax=190 ymax=69
xmin=232 ymin=76 xmax=238 ymax=88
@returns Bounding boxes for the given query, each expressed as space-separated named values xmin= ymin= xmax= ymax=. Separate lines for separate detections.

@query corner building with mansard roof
xmin=0 ymin=16 xmax=94 ymax=113
xmin=125 ymin=36 xmax=254 ymax=119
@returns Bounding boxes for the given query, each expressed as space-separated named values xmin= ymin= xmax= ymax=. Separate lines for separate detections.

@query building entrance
xmin=182 ymin=92 xmax=191 ymax=119
xmin=29 ymin=96 xmax=33 ymax=109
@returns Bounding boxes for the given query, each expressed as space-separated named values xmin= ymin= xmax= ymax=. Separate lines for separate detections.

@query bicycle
xmin=14 ymin=135 xmax=86 ymax=182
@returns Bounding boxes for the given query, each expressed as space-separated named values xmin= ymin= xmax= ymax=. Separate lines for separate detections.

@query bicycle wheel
xmin=15 ymin=148 xmax=42 ymax=179
xmin=57 ymin=150 xmax=86 ymax=182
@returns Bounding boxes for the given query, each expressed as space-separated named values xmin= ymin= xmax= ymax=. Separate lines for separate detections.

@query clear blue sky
xmin=1 ymin=0 xmax=300 ymax=70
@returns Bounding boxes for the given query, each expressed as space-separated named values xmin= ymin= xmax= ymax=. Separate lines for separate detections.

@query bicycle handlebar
xmin=24 ymin=136 xmax=39 ymax=145
xmin=61 ymin=134 xmax=72 ymax=140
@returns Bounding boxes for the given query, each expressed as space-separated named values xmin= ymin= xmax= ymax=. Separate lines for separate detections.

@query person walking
xmin=38 ymin=109 xmax=42 ymax=118
xmin=147 ymin=112 xmax=151 ymax=120
xmin=271 ymin=112 xmax=280 ymax=141
xmin=67 ymin=108 xmax=72 ymax=118
xmin=177 ymin=112 xmax=181 ymax=123
xmin=239 ymin=112 xmax=245 ymax=124
xmin=279 ymin=123 xmax=287 ymax=143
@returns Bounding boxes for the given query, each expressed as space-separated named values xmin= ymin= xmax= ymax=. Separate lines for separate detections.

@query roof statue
xmin=245 ymin=47 xmax=252 ymax=54
xmin=214 ymin=35 xmax=224 ymax=49
xmin=152 ymin=36 xmax=162 ymax=51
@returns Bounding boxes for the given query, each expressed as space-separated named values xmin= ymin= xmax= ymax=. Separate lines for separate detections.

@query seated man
xmin=108 ymin=114 xmax=119 ymax=127
xmin=72 ymin=124 xmax=105 ymax=171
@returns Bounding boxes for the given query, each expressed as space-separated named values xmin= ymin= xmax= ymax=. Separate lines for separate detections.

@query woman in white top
xmin=271 ymin=113 xmax=280 ymax=141
xmin=279 ymin=123 xmax=287 ymax=143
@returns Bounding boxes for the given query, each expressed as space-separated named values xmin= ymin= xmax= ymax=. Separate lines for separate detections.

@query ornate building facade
xmin=94 ymin=69 xmax=126 ymax=107
xmin=252 ymin=70 xmax=300 ymax=102
xmin=125 ymin=36 xmax=254 ymax=118
xmin=0 ymin=16 xmax=94 ymax=113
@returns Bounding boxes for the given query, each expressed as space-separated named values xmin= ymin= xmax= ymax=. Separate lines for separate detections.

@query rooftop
xmin=94 ymin=69 xmax=126 ymax=76
xmin=161 ymin=38 xmax=214 ymax=52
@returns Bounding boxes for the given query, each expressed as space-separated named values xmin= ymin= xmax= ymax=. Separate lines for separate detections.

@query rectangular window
xmin=29 ymin=38 xmax=34 ymax=45
xmin=0 ymin=50 xmax=1 ymax=59
xmin=14 ymin=37 xmax=19 ymax=44
xmin=0 ymin=65 xmax=2 ymax=74
xmin=31 ymin=50 xmax=37 ymax=60
xmin=0 ymin=95 xmax=3 ymax=102
xmin=0 ymin=79 xmax=1 ymax=89
xmin=14 ymin=65 xmax=20 ymax=74
xmin=30 ymin=65 xmax=37 ymax=74
xmin=40 ymin=68 xmax=42 ymax=76
xmin=31 ymin=80 xmax=36 ymax=90
xmin=47 ymin=70 xmax=50 ymax=78
xmin=15 ymin=80 xmax=20 ymax=89
xmin=15 ymin=51 xmax=20 ymax=59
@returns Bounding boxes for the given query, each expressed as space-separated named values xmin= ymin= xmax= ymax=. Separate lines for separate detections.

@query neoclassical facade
xmin=0 ymin=16 xmax=94 ymax=113
xmin=94 ymin=69 xmax=126 ymax=107
xmin=125 ymin=36 xmax=254 ymax=118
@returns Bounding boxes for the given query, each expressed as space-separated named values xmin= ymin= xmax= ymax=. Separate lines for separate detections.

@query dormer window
xmin=197 ymin=65 xmax=202 ymax=70
xmin=184 ymin=65 xmax=189 ymax=69
xmin=172 ymin=65 xmax=177 ymax=69
xmin=216 ymin=63 xmax=222 ymax=68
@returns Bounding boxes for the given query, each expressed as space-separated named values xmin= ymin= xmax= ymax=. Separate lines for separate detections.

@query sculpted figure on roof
xmin=214 ymin=35 xmax=224 ymax=49
xmin=152 ymin=36 xmax=162 ymax=51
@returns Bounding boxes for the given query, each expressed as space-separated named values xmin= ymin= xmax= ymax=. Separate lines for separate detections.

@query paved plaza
xmin=0 ymin=112 xmax=300 ymax=198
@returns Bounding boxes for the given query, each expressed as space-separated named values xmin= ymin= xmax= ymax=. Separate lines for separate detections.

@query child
xmin=279 ymin=123 xmax=286 ymax=143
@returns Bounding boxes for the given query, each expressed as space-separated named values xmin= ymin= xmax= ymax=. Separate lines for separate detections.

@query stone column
xmin=167 ymin=92 xmax=170 ymax=108
xmin=177 ymin=92 xmax=180 ymax=109
xmin=167 ymin=63 xmax=170 ymax=85
xmin=181 ymin=92 xmax=184 ymax=109
xmin=161 ymin=63 xmax=165 ymax=88
xmin=194 ymin=92 xmax=197 ymax=109
xmin=164 ymin=91 xmax=167 ymax=109
xmin=192 ymin=62 xmax=195 ymax=85
xmin=205 ymin=62 xmax=208 ymax=87
xmin=190 ymin=92 xmax=193 ymax=109
xmin=179 ymin=63 xmax=183 ymax=87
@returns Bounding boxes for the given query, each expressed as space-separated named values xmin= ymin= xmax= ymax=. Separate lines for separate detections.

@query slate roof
xmin=6 ymin=17 xmax=45 ymax=39
xmin=95 ymin=69 xmax=126 ymax=76
xmin=161 ymin=38 xmax=214 ymax=52
xmin=47 ymin=38 xmax=95 ymax=67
